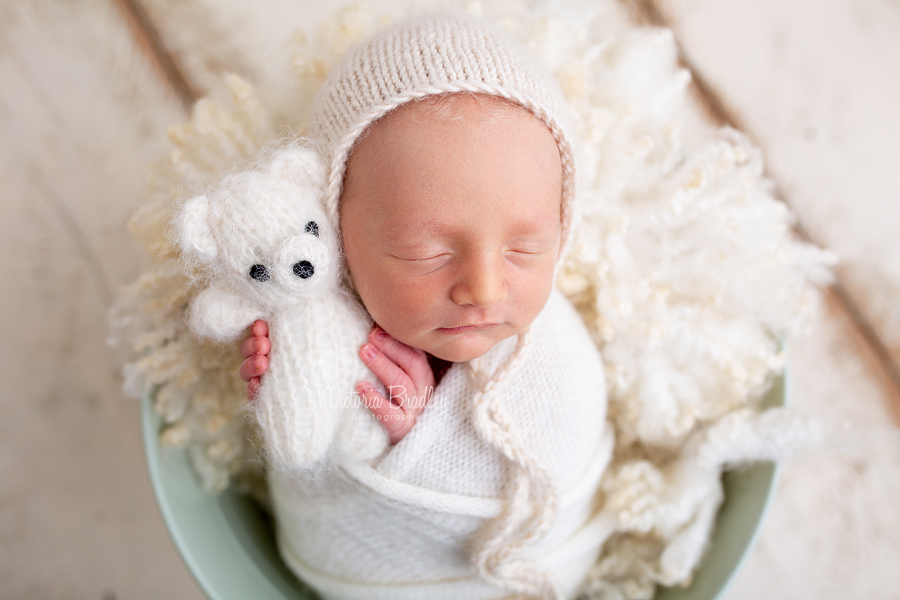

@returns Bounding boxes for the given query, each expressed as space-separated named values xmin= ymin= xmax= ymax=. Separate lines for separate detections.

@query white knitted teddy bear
xmin=175 ymin=145 xmax=390 ymax=473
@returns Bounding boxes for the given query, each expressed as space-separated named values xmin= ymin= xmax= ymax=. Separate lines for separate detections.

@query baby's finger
xmin=250 ymin=320 xmax=269 ymax=338
xmin=240 ymin=334 xmax=271 ymax=359
xmin=239 ymin=354 xmax=269 ymax=382
xmin=357 ymin=381 xmax=395 ymax=416
xmin=360 ymin=343 xmax=412 ymax=405
xmin=357 ymin=381 xmax=408 ymax=444
xmin=368 ymin=327 xmax=434 ymax=386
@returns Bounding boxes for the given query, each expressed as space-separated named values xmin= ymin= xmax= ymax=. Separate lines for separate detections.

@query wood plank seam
xmin=629 ymin=0 xmax=900 ymax=422
xmin=111 ymin=0 xmax=198 ymax=112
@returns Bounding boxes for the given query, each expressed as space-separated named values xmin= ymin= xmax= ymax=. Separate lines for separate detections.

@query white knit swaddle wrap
xmin=271 ymin=290 xmax=614 ymax=600
xmin=303 ymin=13 xmax=585 ymax=598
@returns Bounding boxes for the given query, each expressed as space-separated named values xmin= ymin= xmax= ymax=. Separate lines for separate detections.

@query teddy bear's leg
xmin=330 ymin=306 xmax=391 ymax=462
xmin=335 ymin=385 xmax=391 ymax=461
xmin=252 ymin=317 xmax=340 ymax=470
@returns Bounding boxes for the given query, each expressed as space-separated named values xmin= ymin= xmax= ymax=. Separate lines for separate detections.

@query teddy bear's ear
xmin=179 ymin=195 xmax=218 ymax=260
xmin=270 ymin=146 xmax=325 ymax=189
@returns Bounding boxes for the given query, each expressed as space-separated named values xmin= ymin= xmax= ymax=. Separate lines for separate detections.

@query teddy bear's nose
xmin=293 ymin=260 xmax=315 ymax=279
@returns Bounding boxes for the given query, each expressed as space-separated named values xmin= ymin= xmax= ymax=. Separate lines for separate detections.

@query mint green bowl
xmin=142 ymin=372 xmax=786 ymax=600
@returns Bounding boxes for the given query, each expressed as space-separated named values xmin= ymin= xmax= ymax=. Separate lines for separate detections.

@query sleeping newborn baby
xmin=240 ymin=13 xmax=614 ymax=600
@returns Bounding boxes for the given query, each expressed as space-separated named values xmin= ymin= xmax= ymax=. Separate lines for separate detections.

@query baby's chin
xmin=425 ymin=329 xmax=515 ymax=363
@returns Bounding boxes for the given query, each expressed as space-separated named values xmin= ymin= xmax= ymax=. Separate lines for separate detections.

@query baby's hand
xmin=239 ymin=320 xmax=271 ymax=401
xmin=356 ymin=326 xmax=435 ymax=444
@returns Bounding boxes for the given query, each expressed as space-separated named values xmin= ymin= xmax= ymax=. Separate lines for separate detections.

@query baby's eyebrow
xmin=517 ymin=215 xmax=562 ymax=232
xmin=381 ymin=219 xmax=443 ymax=237
xmin=381 ymin=214 xmax=561 ymax=239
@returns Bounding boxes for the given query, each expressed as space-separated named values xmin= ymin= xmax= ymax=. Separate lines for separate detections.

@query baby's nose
xmin=293 ymin=260 xmax=315 ymax=279
xmin=451 ymin=258 xmax=506 ymax=308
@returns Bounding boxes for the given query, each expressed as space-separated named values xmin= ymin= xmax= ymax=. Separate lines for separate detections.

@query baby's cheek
xmin=384 ymin=278 xmax=439 ymax=322
xmin=355 ymin=271 xmax=416 ymax=325
xmin=514 ymin=268 xmax=555 ymax=324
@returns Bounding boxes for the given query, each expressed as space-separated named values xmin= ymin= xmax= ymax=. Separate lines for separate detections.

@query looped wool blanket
xmin=110 ymin=1 xmax=834 ymax=598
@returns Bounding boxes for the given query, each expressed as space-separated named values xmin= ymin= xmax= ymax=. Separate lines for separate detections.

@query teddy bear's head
xmin=177 ymin=145 xmax=337 ymax=309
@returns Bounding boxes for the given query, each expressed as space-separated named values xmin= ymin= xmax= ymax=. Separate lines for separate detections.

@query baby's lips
xmin=438 ymin=322 xmax=500 ymax=333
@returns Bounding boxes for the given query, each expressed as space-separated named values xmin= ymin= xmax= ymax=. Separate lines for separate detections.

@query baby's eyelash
xmin=392 ymin=252 xmax=451 ymax=262
xmin=507 ymin=246 xmax=549 ymax=256
xmin=391 ymin=253 xmax=453 ymax=275
xmin=406 ymin=256 xmax=449 ymax=265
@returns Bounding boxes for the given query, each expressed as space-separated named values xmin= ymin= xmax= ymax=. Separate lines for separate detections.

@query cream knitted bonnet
xmin=309 ymin=11 xmax=577 ymax=258
xmin=309 ymin=13 xmax=579 ymax=599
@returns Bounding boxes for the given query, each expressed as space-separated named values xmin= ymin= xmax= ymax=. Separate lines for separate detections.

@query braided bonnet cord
xmin=469 ymin=329 xmax=562 ymax=600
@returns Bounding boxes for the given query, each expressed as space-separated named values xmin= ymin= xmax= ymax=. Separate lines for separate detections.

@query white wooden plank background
xmin=1 ymin=0 xmax=898 ymax=599
xmin=0 ymin=1 xmax=202 ymax=598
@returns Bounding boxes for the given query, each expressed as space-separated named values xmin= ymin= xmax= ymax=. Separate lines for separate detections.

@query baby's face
xmin=341 ymin=94 xmax=562 ymax=362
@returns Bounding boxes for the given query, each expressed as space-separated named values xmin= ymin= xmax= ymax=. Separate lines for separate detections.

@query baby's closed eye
xmin=388 ymin=249 xmax=453 ymax=276
xmin=506 ymin=244 xmax=552 ymax=255
xmin=505 ymin=235 xmax=557 ymax=254
xmin=390 ymin=243 xmax=453 ymax=260
xmin=391 ymin=250 xmax=452 ymax=261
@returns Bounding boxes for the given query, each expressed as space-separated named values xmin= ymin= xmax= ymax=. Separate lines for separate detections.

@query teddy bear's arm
xmin=187 ymin=285 xmax=265 ymax=342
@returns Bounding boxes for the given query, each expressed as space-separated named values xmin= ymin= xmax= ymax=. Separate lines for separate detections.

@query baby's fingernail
xmin=373 ymin=328 xmax=388 ymax=342
xmin=361 ymin=344 xmax=377 ymax=361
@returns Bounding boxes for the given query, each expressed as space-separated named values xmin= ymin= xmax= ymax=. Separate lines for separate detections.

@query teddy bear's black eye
xmin=305 ymin=221 xmax=319 ymax=237
xmin=249 ymin=264 xmax=269 ymax=282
